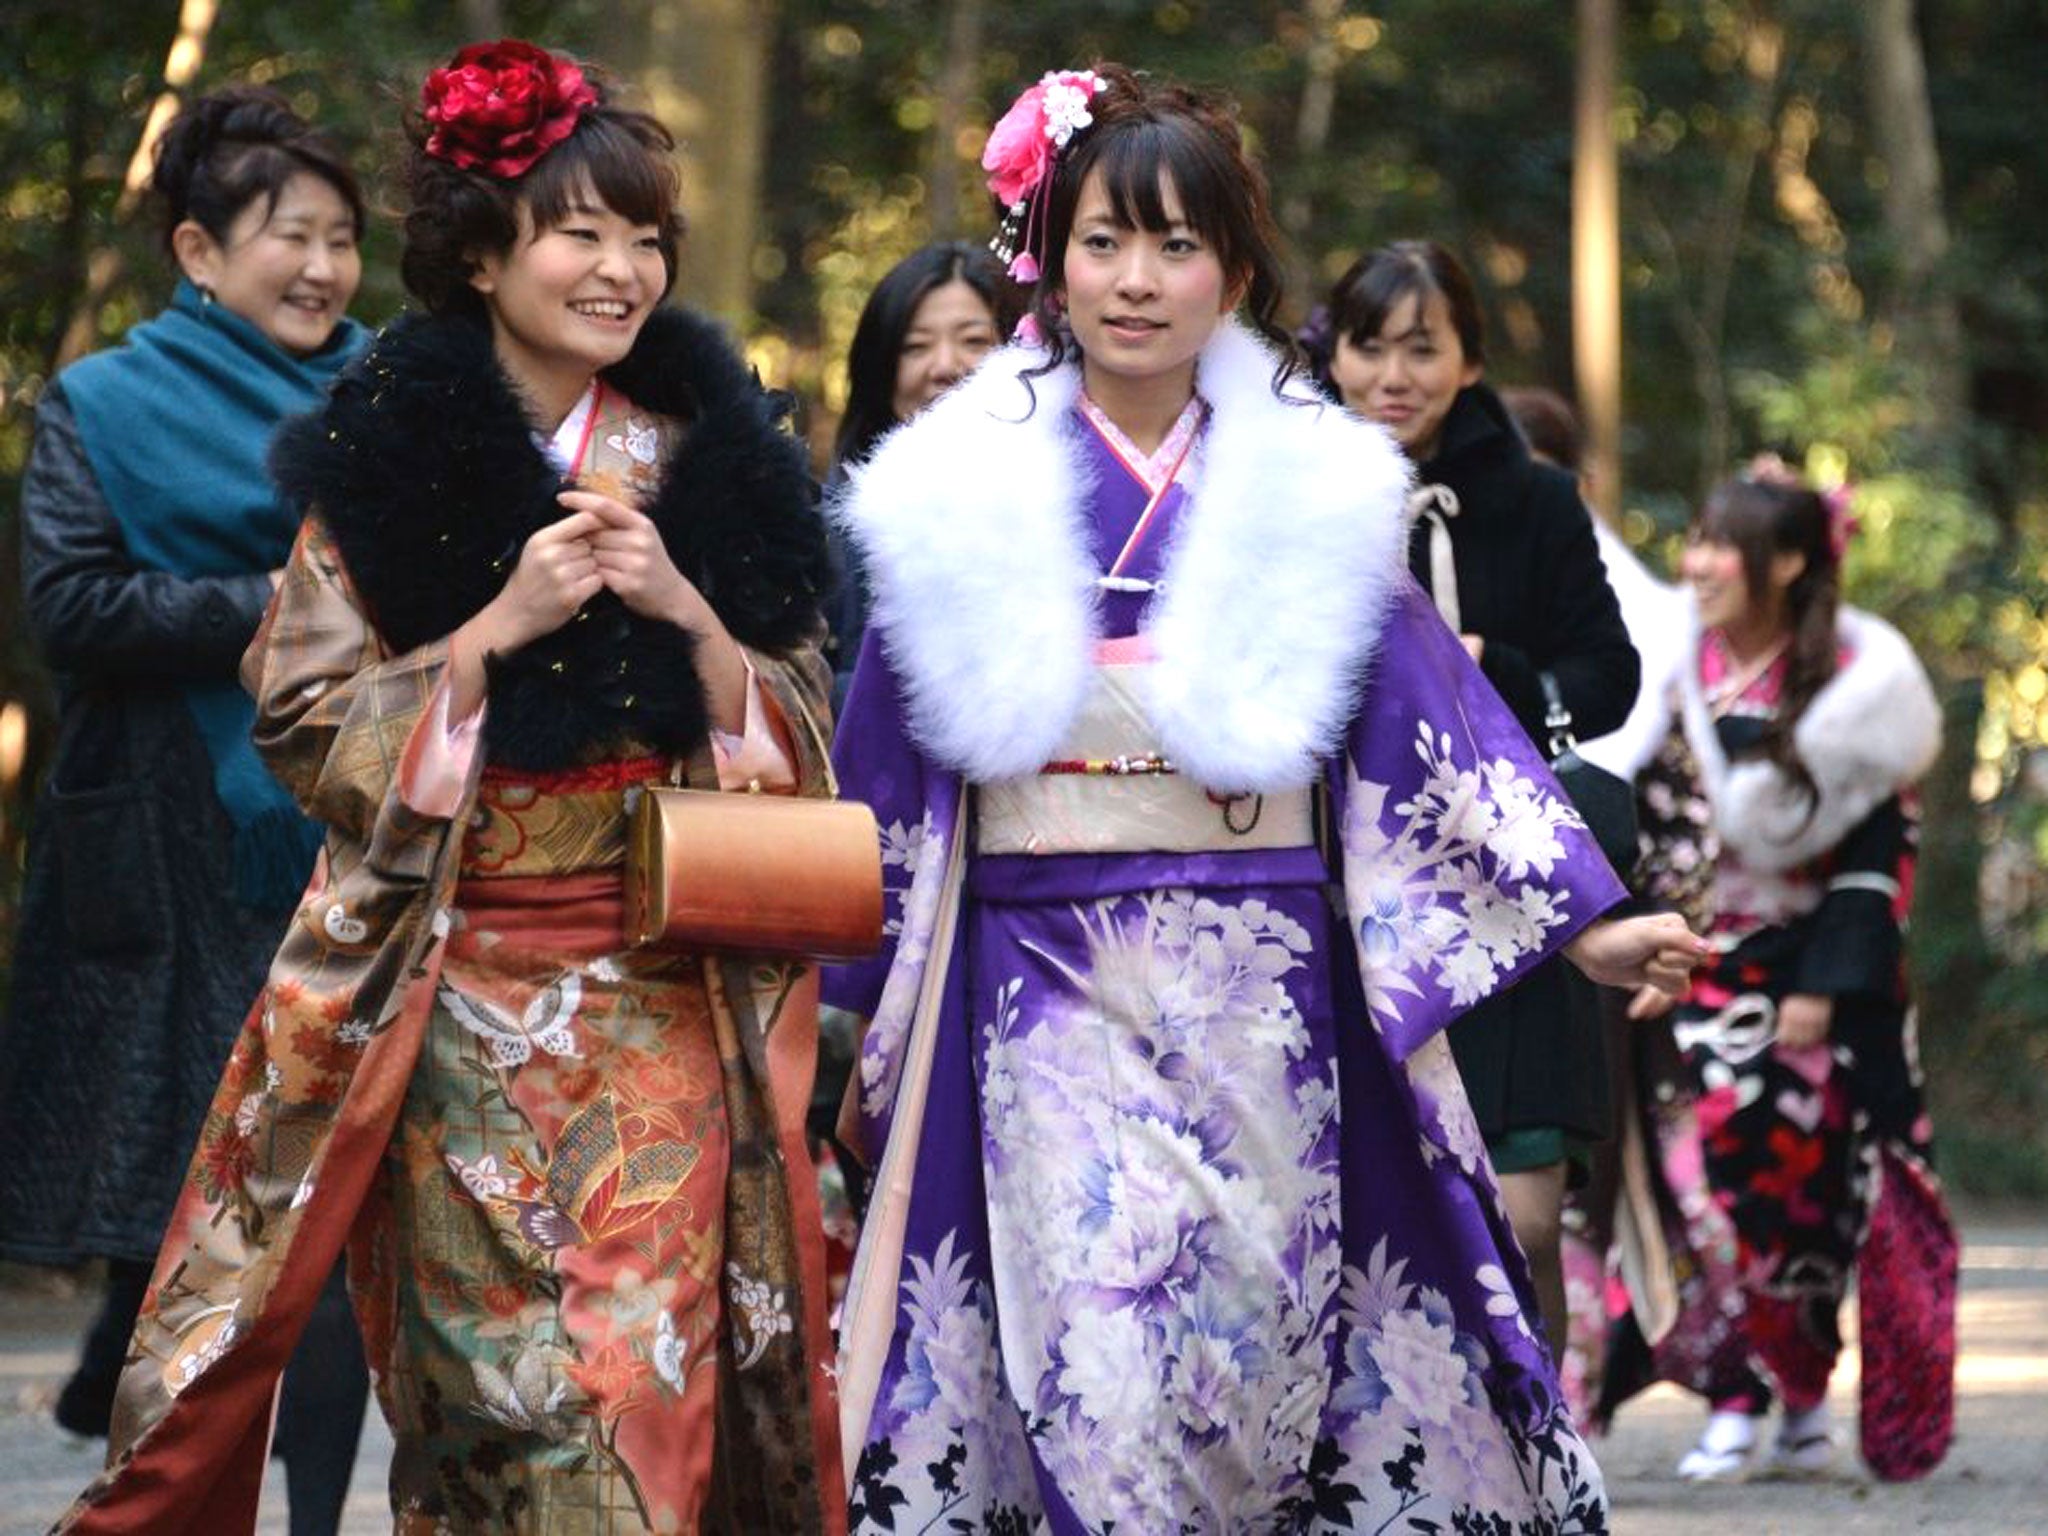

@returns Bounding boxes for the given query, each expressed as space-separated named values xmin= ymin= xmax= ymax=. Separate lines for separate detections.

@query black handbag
xmin=1539 ymin=670 xmax=1639 ymax=878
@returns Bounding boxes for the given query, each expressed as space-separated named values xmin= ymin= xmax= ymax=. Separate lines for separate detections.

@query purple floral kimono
xmin=826 ymin=321 xmax=1626 ymax=1531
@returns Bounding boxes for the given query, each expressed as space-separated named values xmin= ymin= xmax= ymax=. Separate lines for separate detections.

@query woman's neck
xmin=1715 ymin=610 xmax=1791 ymax=668
xmin=1080 ymin=358 xmax=1197 ymax=457
xmin=490 ymin=329 xmax=598 ymax=434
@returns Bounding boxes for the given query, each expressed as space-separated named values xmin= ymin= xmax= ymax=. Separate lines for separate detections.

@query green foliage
xmin=3 ymin=0 xmax=2047 ymax=1188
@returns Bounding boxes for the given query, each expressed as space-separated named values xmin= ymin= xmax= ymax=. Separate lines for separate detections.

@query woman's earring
xmin=197 ymin=284 xmax=216 ymax=306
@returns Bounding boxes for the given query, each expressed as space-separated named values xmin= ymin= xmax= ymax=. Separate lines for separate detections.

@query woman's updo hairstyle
xmin=149 ymin=85 xmax=365 ymax=259
xmin=1024 ymin=63 xmax=1296 ymax=385
xmin=399 ymin=65 xmax=683 ymax=318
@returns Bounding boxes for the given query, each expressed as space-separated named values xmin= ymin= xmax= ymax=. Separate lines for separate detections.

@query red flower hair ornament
xmin=422 ymin=39 xmax=598 ymax=179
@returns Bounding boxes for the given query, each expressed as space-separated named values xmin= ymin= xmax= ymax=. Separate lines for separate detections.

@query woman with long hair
xmin=1601 ymin=463 xmax=1956 ymax=1483
xmin=59 ymin=42 xmax=843 ymax=1533
xmin=827 ymin=62 xmax=1700 ymax=1529
xmin=824 ymin=240 xmax=1020 ymax=706
xmin=0 ymin=83 xmax=371 ymax=1532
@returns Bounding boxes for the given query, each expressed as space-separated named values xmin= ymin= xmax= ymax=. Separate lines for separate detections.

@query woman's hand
xmin=1776 ymin=993 xmax=1833 ymax=1049
xmin=560 ymin=488 xmax=695 ymax=625
xmin=558 ymin=488 xmax=748 ymax=733
xmin=486 ymin=509 xmax=606 ymax=651
xmin=1626 ymin=983 xmax=1677 ymax=1021
xmin=1565 ymin=912 xmax=1707 ymax=998
xmin=446 ymin=510 xmax=604 ymax=717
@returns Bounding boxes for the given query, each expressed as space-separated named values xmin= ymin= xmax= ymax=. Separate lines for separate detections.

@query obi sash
xmin=976 ymin=665 xmax=1314 ymax=856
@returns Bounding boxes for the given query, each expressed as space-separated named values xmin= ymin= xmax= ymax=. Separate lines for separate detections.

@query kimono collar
xmin=835 ymin=317 xmax=1414 ymax=790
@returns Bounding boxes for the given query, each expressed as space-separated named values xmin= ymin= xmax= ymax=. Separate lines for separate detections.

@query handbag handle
xmin=1538 ymin=670 xmax=1579 ymax=760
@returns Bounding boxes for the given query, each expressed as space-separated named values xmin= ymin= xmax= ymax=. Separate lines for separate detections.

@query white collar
xmin=834 ymin=318 xmax=1414 ymax=790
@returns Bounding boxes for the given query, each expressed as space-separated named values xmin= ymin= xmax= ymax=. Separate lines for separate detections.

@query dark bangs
xmin=1327 ymin=241 xmax=1486 ymax=365
xmin=520 ymin=108 xmax=685 ymax=294
xmin=1085 ymin=118 xmax=1237 ymax=255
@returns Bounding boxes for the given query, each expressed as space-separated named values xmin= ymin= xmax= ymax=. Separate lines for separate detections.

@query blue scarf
xmin=61 ymin=280 xmax=368 ymax=910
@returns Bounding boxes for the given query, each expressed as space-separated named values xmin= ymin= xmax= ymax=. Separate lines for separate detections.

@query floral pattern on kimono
xmin=63 ymin=463 xmax=844 ymax=1533
xmin=829 ymin=579 xmax=1624 ymax=1534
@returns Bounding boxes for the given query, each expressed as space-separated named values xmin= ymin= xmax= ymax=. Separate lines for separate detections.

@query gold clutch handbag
xmin=623 ymin=785 xmax=885 ymax=961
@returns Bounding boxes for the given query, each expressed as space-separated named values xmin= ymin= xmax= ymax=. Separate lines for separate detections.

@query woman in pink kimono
xmin=827 ymin=62 xmax=1703 ymax=1532
xmin=61 ymin=43 xmax=843 ymax=1534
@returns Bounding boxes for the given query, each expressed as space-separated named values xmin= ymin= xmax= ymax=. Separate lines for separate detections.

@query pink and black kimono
xmin=825 ymin=320 xmax=1626 ymax=1530
xmin=1598 ymin=608 xmax=1958 ymax=1480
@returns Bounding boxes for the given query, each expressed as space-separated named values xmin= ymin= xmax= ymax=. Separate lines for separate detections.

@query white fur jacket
xmin=1675 ymin=605 xmax=1942 ymax=875
xmin=832 ymin=318 xmax=1413 ymax=791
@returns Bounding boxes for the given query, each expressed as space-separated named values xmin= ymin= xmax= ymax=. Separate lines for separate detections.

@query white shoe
xmin=1765 ymin=1403 xmax=1836 ymax=1476
xmin=1677 ymin=1409 xmax=1759 ymax=1480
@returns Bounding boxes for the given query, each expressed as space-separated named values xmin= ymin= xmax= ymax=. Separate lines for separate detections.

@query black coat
xmin=1412 ymin=383 xmax=1639 ymax=1146
xmin=0 ymin=384 xmax=286 ymax=1264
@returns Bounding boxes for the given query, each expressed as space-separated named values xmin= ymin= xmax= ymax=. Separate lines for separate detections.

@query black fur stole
xmin=270 ymin=307 xmax=826 ymax=771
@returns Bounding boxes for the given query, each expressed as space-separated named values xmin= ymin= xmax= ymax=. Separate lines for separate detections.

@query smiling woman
xmin=0 ymin=82 xmax=373 ymax=1535
xmin=56 ymin=41 xmax=843 ymax=1536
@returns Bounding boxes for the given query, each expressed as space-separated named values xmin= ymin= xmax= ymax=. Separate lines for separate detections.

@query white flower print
xmin=1057 ymin=1307 xmax=1154 ymax=1424
xmin=446 ymin=1152 xmax=510 ymax=1202
xmin=861 ymin=814 xmax=951 ymax=1116
xmin=726 ymin=1263 xmax=794 ymax=1371
xmin=1369 ymin=1303 xmax=1470 ymax=1426
xmin=652 ymin=1310 xmax=687 ymax=1391
xmin=1345 ymin=722 xmax=1584 ymax=1033
xmin=171 ymin=1314 xmax=238 ymax=1392
xmin=962 ymin=889 xmax=1342 ymax=1527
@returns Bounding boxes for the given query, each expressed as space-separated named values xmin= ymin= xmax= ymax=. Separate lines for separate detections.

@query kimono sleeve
xmin=1794 ymin=795 xmax=1912 ymax=1001
xmin=740 ymin=633 xmax=837 ymax=799
xmin=1331 ymin=578 xmax=1628 ymax=1062
xmin=241 ymin=515 xmax=465 ymax=884
xmin=820 ymin=628 xmax=967 ymax=1148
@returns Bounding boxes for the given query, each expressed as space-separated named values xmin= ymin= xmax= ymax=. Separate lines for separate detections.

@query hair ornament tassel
xmin=981 ymin=68 xmax=1106 ymax=283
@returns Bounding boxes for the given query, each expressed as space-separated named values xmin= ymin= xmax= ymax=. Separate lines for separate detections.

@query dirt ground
xmin=5 ymin=1207 xmax=2043 ymax=1533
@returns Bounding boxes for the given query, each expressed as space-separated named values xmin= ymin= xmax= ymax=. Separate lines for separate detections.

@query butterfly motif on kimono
xmin=606 ymin=417 xmax=659 ymax=465
xmin=439 ymin=972 xmax=584 ymax=1068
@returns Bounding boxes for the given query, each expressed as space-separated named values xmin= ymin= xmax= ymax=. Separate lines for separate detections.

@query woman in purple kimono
xmin=825 ymin=63 xmax=1701 ymax=1531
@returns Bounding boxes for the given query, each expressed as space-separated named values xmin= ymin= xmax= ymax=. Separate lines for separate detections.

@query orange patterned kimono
xmin=61 ymin=389 xmax=844 ymax=1534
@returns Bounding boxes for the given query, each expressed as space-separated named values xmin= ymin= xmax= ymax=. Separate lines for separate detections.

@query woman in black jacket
xmin=1313 ymin=240 xmax=1639 ymax=1357
xmin=0 ymin=88 xmax=370 ymax=1529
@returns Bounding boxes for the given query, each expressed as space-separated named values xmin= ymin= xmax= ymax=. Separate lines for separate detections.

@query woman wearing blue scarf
xmin=0 ymin=86 xmax=370 ymax=1532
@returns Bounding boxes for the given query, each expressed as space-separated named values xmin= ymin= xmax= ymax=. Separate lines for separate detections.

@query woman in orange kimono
xmin=62 ymin=42 xmax=843 ymax=1534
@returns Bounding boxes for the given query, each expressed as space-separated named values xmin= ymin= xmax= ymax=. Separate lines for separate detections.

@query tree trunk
xmin=1859 ymin=0 xmax=1993 ymax=1031
xmin=926 ymin=0 xmax=986 ymax=238
xmin=53 ymin=0 xmax=220 ymax=370
xmin=606 ymin=0 xmax=777 ymax=327
xmin=1572 ymin=0 xmax=1622 ymax=522
xmin=1859 ymin=0 xmax=1968 ymax=449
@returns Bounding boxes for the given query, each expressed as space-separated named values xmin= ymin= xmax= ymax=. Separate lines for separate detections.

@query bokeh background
xmin=4 ymin=0 xmax=2044 ymax=1190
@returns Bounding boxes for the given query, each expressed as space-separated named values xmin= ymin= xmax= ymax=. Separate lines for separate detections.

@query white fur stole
xmin=1681 ymin=606 xmax=1942 ymax=873
xmin=834 ymin=319 xmax=1413 ymax=790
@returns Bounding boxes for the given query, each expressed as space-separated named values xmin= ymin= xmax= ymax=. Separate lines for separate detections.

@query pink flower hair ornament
xmin=421 ymin=39 xmax=598 ymax=179
xmin=1742 ymin=452 xmax=1859 ymax=560
xmin=982 ymin=69 xmax=1107 ymax=283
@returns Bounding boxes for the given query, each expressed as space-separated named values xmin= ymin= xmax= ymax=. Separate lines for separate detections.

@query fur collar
xmin=271 ymin=307 xmax=825 ymax=771
xmin=835 ymin=318 xmax=1413 ymax=789
xmin=1679 ymin=606 xmax=1941 ymax=873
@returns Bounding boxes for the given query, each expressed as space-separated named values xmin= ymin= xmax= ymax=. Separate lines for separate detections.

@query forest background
xmin=2 ymin=0 xmax=2044 ymax=1191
